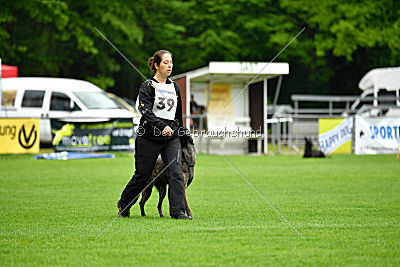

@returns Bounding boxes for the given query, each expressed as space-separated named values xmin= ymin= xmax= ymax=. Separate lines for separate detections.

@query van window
xmin=2 ymin=90 xmax=17 ymax=106
xmin=21 ymin=90 xmax=45 ymax=108
xmin=74 ymin=92 xmax=121 ymax=109
xmin=50 ymin=92 xmax=80 ymax=111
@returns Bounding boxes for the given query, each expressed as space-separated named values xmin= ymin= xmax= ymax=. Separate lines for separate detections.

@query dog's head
xmin=304 ymin=137 xmax=313 ymax=147
xmin=304 ymin=137 xmax=313 ymax=155
xmin=180 ymin=129 xmax=196 ymax=186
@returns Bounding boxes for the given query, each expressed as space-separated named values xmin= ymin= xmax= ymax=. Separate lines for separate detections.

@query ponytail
xmin=148 ymin=57 xmax=156 ymax=73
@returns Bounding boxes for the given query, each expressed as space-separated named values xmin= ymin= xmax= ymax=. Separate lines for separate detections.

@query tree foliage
xmin=1 ymin=0 xmax=399 ymax=103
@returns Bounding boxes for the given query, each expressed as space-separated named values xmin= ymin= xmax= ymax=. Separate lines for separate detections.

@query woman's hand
xmin=162 ymin=126 xmax=174 ymax=136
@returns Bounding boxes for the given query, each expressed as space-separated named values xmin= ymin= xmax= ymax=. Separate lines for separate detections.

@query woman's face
xmin=155 ymin=53 xmax=173 ymax=77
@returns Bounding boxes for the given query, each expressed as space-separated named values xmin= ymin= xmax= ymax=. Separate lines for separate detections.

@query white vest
xmin=151 ymin=81 xmax=177 ymax=121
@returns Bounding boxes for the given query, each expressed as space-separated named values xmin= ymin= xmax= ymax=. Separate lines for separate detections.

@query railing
xmin=291 ymin=94 xmax=358 ymax=116
xmin=184 ymin=94 xmax=400 ymax=154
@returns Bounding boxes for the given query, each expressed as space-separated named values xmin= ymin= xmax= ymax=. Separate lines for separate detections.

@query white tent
xmin=358 ymin=67 xmax=400 ymax=106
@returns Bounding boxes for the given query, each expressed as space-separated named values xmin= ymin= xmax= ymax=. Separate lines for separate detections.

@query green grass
xmin=1 ymin=153 xmax=399 ymax=266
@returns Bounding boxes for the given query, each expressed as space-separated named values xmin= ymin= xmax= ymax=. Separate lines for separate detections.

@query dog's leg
xmin=157 ymin=185 xmax=167 ymax=218
xmin=139 ymin=184 xmax=153 ymax=216
xmin=184 ymin=188 xmax=192 ymax=217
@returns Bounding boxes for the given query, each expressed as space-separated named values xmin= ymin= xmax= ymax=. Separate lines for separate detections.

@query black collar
xmin=151 ymin=77 xmax=172 ymax=84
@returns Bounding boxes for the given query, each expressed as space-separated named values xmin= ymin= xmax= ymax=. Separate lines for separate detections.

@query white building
xmin=171 ymin=61 xmax=289 ymax=154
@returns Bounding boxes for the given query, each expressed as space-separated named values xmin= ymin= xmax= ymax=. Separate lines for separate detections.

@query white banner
xmin=355 ymin=116 xmax=400 ymax=155
xmin=318 ymin=117 xmax=353 ymax=154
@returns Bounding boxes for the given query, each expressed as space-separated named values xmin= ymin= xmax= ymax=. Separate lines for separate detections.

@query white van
xmin=0 ymin=77 xmax=140 ymax=144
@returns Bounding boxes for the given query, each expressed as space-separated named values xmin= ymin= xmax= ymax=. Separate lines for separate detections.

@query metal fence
xmin=184 ymin=93 xmax=400 ymax=154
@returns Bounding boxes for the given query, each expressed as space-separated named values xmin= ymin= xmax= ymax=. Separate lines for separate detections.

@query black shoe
xmin=117 ymin=200 xmax=130 ymax=218
xmin=171 ymin=214 xmax=193 ymax=220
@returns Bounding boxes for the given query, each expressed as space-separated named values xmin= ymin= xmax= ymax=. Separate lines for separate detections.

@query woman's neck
xmin=154 ymin=73 xmax=167 ymax=83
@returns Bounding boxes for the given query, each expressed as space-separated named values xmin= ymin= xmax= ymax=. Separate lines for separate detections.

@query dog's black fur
xmin=303 ymin=137 xmax=325 ymax=158
xmin=139 ymin=131 xmax=196 ymax=217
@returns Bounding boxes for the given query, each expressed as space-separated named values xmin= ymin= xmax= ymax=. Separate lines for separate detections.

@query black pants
xmin=119 ymin=136 xmax=186 ymax=217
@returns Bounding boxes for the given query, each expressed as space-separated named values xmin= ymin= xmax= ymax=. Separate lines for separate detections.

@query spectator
xmin=190 ymin=94 xmax=199 ymax=128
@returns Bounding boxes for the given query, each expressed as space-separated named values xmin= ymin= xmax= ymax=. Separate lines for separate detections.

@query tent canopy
xmin=358 ymin=67 xmax=400 ymax=91
xmin=172 ymin=61 xmax=289 ymax=83
xmin=1 ymin=64 xmax=18 ymax=78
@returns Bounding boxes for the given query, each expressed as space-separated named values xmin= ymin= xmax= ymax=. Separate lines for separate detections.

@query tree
xmin=1 ymin=0 xmax=399 ymax=105
xmin=278 ymin=0 xmax=400 ymax=99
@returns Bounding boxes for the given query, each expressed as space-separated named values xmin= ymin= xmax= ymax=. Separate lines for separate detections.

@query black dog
xmin=303 ymin=137 xmax=325 ymax=158
xmin=139 ymin=132 xmax=196 ymax=217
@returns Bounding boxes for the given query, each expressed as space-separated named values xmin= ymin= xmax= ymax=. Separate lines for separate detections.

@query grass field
xmin=1 ymin=152 xmax=399 ymax=266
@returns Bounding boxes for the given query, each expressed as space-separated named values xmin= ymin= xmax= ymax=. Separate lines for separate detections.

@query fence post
xmin=199 ymin=115 xmax=204 ymax=153
xmin=263 ymin=78 xmax=268 ymax=154
xmin=288 ymin=118 xmax=292 ymax=149
xmin=277 ymin=119 xmax=281 ymax=154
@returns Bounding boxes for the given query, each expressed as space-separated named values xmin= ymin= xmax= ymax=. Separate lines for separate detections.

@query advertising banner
xmin=0 ymin=118 xmax=40 ymax=154
xmin=318 ymin=117 xmax=353 ymax=154
xmin=51 ymin=118 xmax=135 ymax=152
xmin=207 ymin=84 xmax=234 ymax=130
xmin=355 ymin=116 xmax=400 ymax=155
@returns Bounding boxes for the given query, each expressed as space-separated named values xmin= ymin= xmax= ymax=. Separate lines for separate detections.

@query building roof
xmin=171 ymin=61 xmax=289 ymax=83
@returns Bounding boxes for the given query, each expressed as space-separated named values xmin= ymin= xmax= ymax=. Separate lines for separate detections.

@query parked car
xmin=0 ymin=77 xmax=140 ymax=144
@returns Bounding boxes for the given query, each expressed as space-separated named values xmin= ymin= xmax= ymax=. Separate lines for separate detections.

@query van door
xmin=19 ymin=89 xmax=50 ymax=142
xmin=47 ymin=91 xmax=81 ymax=141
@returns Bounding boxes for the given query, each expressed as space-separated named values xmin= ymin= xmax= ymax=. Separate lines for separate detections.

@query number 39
xmin=156 ymin=97 xmax=175 ymax=111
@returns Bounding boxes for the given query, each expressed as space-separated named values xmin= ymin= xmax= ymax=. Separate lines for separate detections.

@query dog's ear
xmin=179 ymin=127 xmax=193 ymax=148
xmin=188 ymin=135 xmax=194 ymax=145
xmin=180 ymin=135 xmax=189 ymax=148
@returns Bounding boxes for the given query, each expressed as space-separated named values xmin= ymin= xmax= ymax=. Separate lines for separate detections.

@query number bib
xmin=152 ymin=82 xmax=177 ymax=121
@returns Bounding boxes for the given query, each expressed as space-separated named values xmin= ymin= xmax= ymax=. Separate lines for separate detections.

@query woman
xmin=117 ymin=50 xmax=191 ymax=219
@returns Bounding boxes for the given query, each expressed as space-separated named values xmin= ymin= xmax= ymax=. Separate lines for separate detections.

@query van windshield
xmin=73 ymin=92 xmax=122 ymax=109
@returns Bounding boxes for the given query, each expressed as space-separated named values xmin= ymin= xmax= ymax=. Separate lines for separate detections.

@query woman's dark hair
xmin=147 ymin=50 xmax=172 ymax=73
